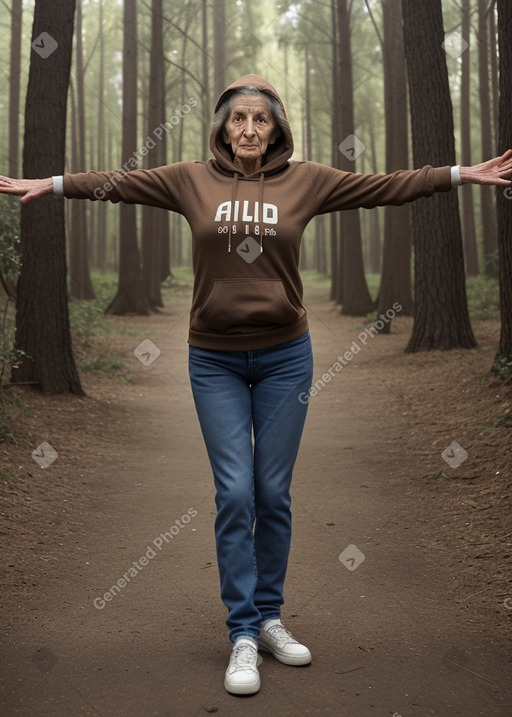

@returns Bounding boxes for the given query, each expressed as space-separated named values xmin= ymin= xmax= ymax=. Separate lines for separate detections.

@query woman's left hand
xmin=460 ymin=150 xmax=512 ymax=186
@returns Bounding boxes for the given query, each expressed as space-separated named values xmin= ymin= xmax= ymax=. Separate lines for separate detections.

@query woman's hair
xmin=211 ymin=85 xmax=287 ymax=143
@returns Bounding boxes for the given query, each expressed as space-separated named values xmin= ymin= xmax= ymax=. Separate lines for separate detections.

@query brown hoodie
xmin=63 ymin=74 xmax=453 ymax=350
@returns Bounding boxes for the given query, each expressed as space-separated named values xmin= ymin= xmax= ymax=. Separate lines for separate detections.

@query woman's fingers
xmin=0 ymin=177 xmax=53 ymax=202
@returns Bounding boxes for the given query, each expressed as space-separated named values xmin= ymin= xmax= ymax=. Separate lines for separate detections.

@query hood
xmin=209 ymin=74 xmax=294 ymax=177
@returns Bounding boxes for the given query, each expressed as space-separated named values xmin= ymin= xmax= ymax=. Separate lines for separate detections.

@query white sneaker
xmin=224 ymin=638 xmax=261 ymax=695
xmin=259 ymin=620 xmax=312 ymax=666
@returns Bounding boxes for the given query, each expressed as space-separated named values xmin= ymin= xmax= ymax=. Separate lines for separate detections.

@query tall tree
xmin=201 ymin=0 xmax=211 ymax=161
xmin=213 ymin=0 xmax=226 ymax=97
xmin=494 ymin=0 xmax=512 ymax=370
xmin=95 ymin=0 xmax=108 ymax=271
xmin=8 ymin=0 xmax=22 ymax=178
xmin=69 ymin=2 xmax=95 ymax=300
xmin=478 ymin=0 xmax=498 ymax=270
xmin=460 ymin=0 xmax=479 ymax=276
xmin=142 ymin=0 xmax=170 ymax=308
xmin=329 ymin=0 xmax=341 ymax=302
xmin=106 ymin=0 xmax=150 ymax=315
xmin=13 ymin=0 xmax=83 ymax=394
xmin=401 ymin=0 xmax=476 ymax=351
xmin=334 ymin=0 xmax=374 ymax=316
xmin=376 ymin=0 xmax=413 ymax=331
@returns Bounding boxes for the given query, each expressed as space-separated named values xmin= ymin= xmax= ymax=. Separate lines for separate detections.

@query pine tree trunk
xmin=70 ymin=2 xmax=95 ymax=300
xmin=495 ymin=0 xmax=512 ymax=365
xmin=8 ymin=0 xmax=22 ymax=178
xmin=106 ymin=0 xmax=150 ymax=316
xmin=213 ymin=0 xmax=226 ymax=99
xmin=201 ymin=0 xmax=210 ymax=162
xmin=336 ymin=0 xmax=374 ymax=316
xmin=479 ymin=0 xmax=498 ymax=270
xmin=95 ymin=0 xmax=107 ymax=271
xmin=367 ymin=122 xmax=381 ymax=276
xmin=460 ymin=0 xmax=479 ymax=276
xmin=13 ymin=0 xmax=83 ymax=394
xmin=402 ymin=0 xmax=476 ymax=352
xmin=377 ymin=0 xmax=413 ymax=332
xmin=330 ymin=0 xmax=341 ymax=303
xmin=142 ymin=0 xmax=169 ymax=309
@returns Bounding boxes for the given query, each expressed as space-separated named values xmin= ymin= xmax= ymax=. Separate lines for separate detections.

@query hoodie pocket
xmin=199 ymin=278 xmax=300 ymax=334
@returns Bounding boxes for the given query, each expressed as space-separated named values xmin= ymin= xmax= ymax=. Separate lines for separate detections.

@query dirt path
xmin=1 ymin=281 xmax=511 ymax=716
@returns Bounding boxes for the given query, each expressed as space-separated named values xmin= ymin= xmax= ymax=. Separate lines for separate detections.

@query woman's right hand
xmin=0 ymin=176 xmax=54 ymax=205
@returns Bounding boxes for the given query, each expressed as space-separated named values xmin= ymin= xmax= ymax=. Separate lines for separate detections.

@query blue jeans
xmin=189 ymin=332 xmax=313 ymax=644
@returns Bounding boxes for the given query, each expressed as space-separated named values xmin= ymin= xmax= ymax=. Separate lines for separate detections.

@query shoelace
xmin=232 ymin=643 xmax=257 ymax=669
xmin=266 ymin=624 xmax=296 ymax=644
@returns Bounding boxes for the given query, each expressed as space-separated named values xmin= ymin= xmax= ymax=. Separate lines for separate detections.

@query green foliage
xmin=465 ymin=275 xmax=500 ymax=321
xmin=0 ymin=195 xmax=21 ymax=286
xmin=0 ymin=468 xmax=21 ymax=484
xmin=480 ymin=410 xmax=512 ymax=432
xmin=81 ymin=356 xmax=123 ymax=373
xmin=0 ymin=195 xmax=27 ymax=440
xmin=424 ymin=469 xmax=452 ymax=480
xmin=88 ymin=270 xmax=120 ymax=311
xmin=491 ymin=353 xmax=512 ymax=381
xmin=68 ymin=300 xmax=108 ymax=352
xmin=494 ymin=412 xmax=512 ymax=428
xmin=484 ymin=251 xmax=499 ymax=279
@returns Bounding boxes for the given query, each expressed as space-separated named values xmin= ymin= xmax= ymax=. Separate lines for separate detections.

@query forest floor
xmin=0 ymin=277 xmax=511 ymax=716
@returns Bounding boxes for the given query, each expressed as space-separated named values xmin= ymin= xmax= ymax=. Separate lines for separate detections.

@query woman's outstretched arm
xmin=1 ymin=149 xmax=511 ymax=206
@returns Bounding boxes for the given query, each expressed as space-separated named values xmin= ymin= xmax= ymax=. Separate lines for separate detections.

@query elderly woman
xmin=1 ymin=74 xmax=511 ymax=696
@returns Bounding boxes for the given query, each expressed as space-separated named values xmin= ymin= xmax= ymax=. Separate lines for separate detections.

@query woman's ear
xmin=268 ymin=128 xmax=281 ymax=145
xmin=223 ymin=126 xmax=231 ymax=144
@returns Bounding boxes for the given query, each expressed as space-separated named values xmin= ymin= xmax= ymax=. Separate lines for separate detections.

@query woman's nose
xmin=244 ymin=120 xmax=255 ymax=137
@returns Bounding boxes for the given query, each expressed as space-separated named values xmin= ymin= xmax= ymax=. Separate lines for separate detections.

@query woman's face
xmin=222 ymin=95 xmax=277 ymax=173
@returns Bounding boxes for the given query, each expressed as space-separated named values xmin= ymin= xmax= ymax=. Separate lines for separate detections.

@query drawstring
xmin=227 ymin=172 xmax=239 ymax=253
xmin=257 ymin=173 xmax=265 ymax=253
xmin=227 ymin=171 xmax=266 ymax=253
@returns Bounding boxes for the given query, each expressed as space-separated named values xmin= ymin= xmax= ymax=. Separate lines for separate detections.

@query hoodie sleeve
xmin=307 ymin=162 xmax=453 ymax=214
xmin=62 ymin=163 xmax=189 ymax=213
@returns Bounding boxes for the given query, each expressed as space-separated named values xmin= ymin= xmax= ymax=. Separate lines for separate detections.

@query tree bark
xmin=142 ymin=0 xmax=169 ymax=309
xmin=330 ymin=0 xmax=341 ymax=302
xmin=336 ymin=0 xmax=374 ymax=316
xmin=70 ymin=2 xmax=95 ymax=300
xmin=95 ymin=0 xmax=108 ymax=271
xmin=8 ymin=0 xmax=22 ymax=178
xmin=377 ymin=0 xmax=413 ymax=331
xmin=478 ymin=0 xmax=498 ymax=270
xmin=106 ymin=0 xmax=150 ymax=315
xmin=13 ymin=0 xmax=83 ymax=394
xmin=495 ymin=0 xmax=512 ymax=366
xmin=213 ymin=0 xmax=226 ymax=99
xmin=460 ymin=0 xmax=479 ymax=276
xmin=402 ymin=0 xmax=476 ymax=352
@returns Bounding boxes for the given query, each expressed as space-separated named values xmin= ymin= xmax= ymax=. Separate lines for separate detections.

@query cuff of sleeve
xmin=52 ymin=175 xmax=64 ymax=196
xmin=450 ymin=165 xmax=462 ymax=187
